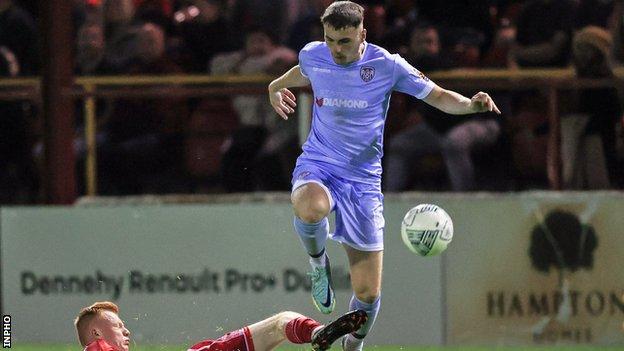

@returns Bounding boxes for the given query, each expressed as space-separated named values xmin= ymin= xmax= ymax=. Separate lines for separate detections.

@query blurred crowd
xmin=0 ymin=0 xmax=623 ymax=202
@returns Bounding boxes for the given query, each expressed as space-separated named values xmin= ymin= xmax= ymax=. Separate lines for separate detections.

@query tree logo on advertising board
xmin=529 ymin=210 xmax=598 ymax=274
xmin=525 ymin=208 xmax=606 ymax=343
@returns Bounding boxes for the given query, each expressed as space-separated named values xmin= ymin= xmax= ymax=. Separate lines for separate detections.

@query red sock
xmin=285 ymin=317 xmax=322 ymax=344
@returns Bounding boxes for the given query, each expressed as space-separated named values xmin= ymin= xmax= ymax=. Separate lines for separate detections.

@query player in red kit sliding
xmin=75 ymin=301 xmax=367 ymax=351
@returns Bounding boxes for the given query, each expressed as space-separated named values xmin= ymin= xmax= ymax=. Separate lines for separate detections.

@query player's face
xmin=92 ymin=311 xmax=131 ymax=351
xmin=323 ymin=24 xmax=366 ymax=65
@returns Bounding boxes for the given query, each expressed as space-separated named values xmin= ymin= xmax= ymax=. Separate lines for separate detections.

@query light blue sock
xmin=293 ymin=216 xmax=329 ymax=258
xmin=349 ymin=294 xmax=381 ymax=337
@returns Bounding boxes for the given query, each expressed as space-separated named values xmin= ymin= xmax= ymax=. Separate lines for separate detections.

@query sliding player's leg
xmin=247 ymin=310 xmax=367 ymax=351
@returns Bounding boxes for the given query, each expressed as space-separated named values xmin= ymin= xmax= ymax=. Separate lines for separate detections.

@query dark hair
xmin=320 ymin=1 xmax=364 ymax=30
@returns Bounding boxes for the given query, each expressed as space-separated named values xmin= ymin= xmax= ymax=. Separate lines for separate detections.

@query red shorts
xmin=187 ymin=327 xmax=254 ymax=351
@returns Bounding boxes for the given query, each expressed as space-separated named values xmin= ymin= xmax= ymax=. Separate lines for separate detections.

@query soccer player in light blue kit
xmin=268 ymin=2 xmax=500 ymax=350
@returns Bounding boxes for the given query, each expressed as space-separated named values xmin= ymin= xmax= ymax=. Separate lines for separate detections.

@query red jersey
xmin=82 ymin=327 xmax=254 ymax=351
xmin=187 ymin=327 xmax=255 ymax=351
xmin=84 ymin=339 xmax=117 ymax=351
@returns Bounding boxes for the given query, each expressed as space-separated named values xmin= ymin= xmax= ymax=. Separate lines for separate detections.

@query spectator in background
xmin=228 ymin=0 xmax=289 ymax=48
xmin=287 ymin=12 xmax=324 ymax=52
xmin=0 ymin=46 xmax=38 ymax=203
xmin=73 ymin=20 xmax=117 ymax=195
xmin=175 ymin=0 xmax=232 ymax=72
xmin=131 ymin=21 xmax=167 ymax=64
xmin=0 ymin=0 xmax=39 ymax=202
xmin=362 ymin=3 xmax=386 ymax=45
xmin=403 ymin=25 xmax=452 ymax=71
xmin=76 ymin=21 xmax=113 ymax=75
xmin=481 ymin=15 xmax=518 ymax=68
xmin=133 ymin=0 xmax=173 ymax=33
xmin=102 ymin=0 xmax=137 ymax=71
xmin=385 ymin=25 xmax=502 ymax=191
xmin=100 ymin=22 xmax=189 ymax=194
xmin=104 ymin=0 xmax=135 ymax=30
xmin=211 ymin=27 xmax=297 ymax=126
xmin=0 ymin=0 xmax=38 ymax=75
xmin=510 ymin=0 xmax=577 ymax=68
xmin=417 ymin=0 xmax=494 ymax=61
xmin=287 ymin=0 xmax=331 ymax=51
xmin=382 ymin=0 xmax=423 ymax=54
xmin=71 ymin=0 xmax=103 ymax=35
xmin=448 ymin=27 xmax=485 ymax=68
xmin=504 ymin=0 xmax=578 ymax=189
xmin=560 ymin=26 xmax=622 ymax=189
xmin=210 ymin=27 xmax=297 ymax=191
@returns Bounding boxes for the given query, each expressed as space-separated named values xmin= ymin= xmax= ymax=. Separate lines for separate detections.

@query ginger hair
xmin=74 ymin=301 xmax=120 ymax=346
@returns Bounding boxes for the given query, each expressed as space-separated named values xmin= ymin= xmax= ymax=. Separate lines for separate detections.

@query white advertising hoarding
xmin=444 ymin=192 xmax=624 ymax=346
xmin=3 ymin=192 xmax=622 ymax=347
xmin=1 ymin=201 xmax=443 ymax=346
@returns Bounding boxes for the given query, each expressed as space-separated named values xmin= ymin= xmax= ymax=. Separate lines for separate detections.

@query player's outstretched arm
xmin=423 ymin=85 xmax=501 ymax=115
xmin=268 ymin=65 xmax=310 ymax=120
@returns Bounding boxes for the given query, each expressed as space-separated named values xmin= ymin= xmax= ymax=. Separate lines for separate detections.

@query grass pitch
xmin=8 ymin=345 xmax=624 ymax=351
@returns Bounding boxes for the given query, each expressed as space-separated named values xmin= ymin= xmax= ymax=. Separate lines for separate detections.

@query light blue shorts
xmin=291 ymin=161 xmax=384 ymax=251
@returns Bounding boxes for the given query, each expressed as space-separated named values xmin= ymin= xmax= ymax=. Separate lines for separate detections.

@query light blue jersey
xmin=297 ymin=41 xmax=435 ymax=184
xmin=292 ymin=41 xmax=436 ymax=250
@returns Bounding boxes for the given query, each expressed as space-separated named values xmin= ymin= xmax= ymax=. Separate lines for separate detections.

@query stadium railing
xmin=1 ymin=68 xmax=623 ymax=195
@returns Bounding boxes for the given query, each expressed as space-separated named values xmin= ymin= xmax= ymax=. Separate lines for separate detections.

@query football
xmin=400 ymin=204 xmax=454 ymax=256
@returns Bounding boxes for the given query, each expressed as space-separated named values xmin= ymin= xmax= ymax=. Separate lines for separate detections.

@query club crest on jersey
xmin=360 ymin=66 xmax=375 ymax=82
xmin=413 ymin=68 xmax=430 ymax=81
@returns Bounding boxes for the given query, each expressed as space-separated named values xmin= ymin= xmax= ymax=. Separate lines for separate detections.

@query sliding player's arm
xmin=422 ymin=85 xmax=501 ymax=115
xmin=268 ymin=65 xmax=311 ymax=120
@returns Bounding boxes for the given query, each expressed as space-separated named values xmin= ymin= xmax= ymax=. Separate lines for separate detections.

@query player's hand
xmin=470 ymin=92 xmax=501 ymax=114
xmin=269 ymin=88 xmax=297 ymax=120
